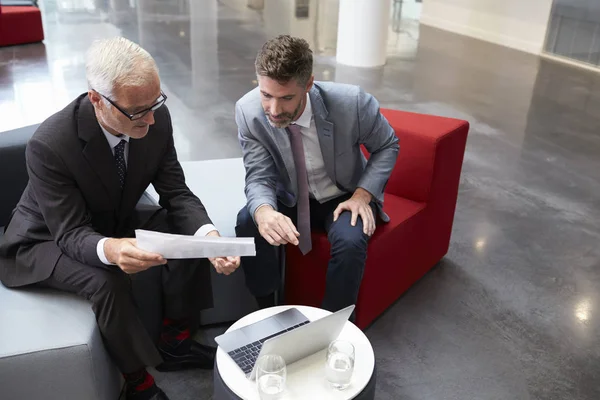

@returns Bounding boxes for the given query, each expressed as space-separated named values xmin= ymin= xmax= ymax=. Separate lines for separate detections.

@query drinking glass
xmin=325 ymin=340 xmax=355 ymax=390
xmin=255 ymin=354 xmax=286 ymax=399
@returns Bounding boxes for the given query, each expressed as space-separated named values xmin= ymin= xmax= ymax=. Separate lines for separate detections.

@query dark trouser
xmin=38 ymin=208 xmax=211 ymax=374
xmin=235 ymin=194 xmax=375 ymax=313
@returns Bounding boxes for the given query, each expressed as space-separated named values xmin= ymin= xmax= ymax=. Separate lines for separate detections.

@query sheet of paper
xmin=135 ymin=229 xmax=255 ymax=259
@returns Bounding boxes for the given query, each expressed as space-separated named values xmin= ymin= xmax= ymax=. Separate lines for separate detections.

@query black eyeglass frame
xmin=94 ymin=90 xmax=168 ymax=121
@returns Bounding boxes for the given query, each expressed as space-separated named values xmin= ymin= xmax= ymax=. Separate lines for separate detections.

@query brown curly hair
xmin=255 ymin=35 xmax=313 ymax=86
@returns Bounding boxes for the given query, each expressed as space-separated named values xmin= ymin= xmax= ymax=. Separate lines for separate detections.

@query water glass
xmin=255 ymin=354 xmax=286 ymax=399
xmin=325 ymin=340 xmax=355 ymax=390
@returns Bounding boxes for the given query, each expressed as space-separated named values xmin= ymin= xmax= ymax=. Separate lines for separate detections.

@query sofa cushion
xmin=376 ymin=194 xmax=426 ymax=238
xmin=0 ymin=284 xmax=122 ymax=400
xmin=0 ymin=6 xmax=44 ymax=47
xmin=0 ymin=125 xmax=37 ymax=226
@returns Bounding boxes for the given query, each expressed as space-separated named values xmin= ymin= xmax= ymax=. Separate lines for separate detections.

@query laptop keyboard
xmin=227 ymin=320 xmax=310 ymax=374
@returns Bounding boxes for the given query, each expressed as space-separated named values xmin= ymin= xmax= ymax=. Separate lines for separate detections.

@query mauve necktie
xmin=287 ymin=123 xmax=312 ymax=254
xmin=114 ymin=139 xmax=127 ymax=188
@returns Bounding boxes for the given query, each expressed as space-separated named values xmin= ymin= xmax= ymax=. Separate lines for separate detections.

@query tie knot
xmin=115 ymin=139 xmax=127 ymax=151
xmin=287 ymin=124 xmax=302 ymax=136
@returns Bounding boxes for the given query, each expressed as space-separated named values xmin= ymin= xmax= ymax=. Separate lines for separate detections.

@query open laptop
xmin=215 ymin=305 xmax=355 ymax=379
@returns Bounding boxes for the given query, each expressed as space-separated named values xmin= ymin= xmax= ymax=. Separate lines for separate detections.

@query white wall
xmin=421 ymin=0 xmax=554 ymax=54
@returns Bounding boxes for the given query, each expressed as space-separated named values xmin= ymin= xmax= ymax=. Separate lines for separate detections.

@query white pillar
xmin=336 ymin=0 xmax=391 ymax=67
xmin=190 ymin=0 xmax=218 ymax=91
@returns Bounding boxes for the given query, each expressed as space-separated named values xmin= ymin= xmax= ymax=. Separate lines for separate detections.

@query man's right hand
xmin=104 ymin=238 xmax=166 ymax=274
xmin=255 ymin=206 xmax=300 ymax=246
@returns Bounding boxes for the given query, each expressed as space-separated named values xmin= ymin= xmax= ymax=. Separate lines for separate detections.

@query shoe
xmin=125 ymin=386 xmax=169 ymax=400
xmin=155 ymin=340 xmax=216 ymax=372
xmin=122 ymin=369 xmax=167 ymax=400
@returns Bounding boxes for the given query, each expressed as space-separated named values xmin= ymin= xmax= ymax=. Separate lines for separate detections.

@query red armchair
xmin=0 ymin=5 xmax=44 ymax=47
xmin=284 ymin=109 xmax=469 ymax=329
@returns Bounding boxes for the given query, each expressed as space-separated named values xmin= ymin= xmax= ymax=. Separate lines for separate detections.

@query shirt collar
xmin=293 ymin=93 xmax=312 ymax=129
xmin=100 ymin=124 xmax=130 ymax=148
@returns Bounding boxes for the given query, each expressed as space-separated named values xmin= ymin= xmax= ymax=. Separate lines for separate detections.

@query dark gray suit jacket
xmin=0 ymin=94 xmax=212 ymax=288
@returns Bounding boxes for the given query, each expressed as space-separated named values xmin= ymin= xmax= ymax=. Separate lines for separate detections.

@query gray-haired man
xmin=0 ymin=37 xmax=240 ymax=400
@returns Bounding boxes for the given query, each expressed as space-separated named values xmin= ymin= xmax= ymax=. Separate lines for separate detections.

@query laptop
xmin=215 ymin=305 xmax=355 ymax=379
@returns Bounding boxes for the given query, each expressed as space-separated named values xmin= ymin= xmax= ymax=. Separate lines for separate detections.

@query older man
xmin=0 ymin=37 xmax=240 ymax=400
xmin=235 ymin=35 xmax=399 ymax=315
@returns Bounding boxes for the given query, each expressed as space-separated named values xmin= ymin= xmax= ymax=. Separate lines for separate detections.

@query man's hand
xmin=104 ymin=238 xmax=166 ymax=274
xmin=333 ymin=188 xmax=376 ymax=236
xmin=255 ymin=205 xmax=299 ymax=246
xmin=206 ymin=230 xmax=241 ymax=275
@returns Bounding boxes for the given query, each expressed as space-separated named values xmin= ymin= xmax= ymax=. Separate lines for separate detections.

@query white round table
xmin=213 ymin=305 xmax=376 ymax=400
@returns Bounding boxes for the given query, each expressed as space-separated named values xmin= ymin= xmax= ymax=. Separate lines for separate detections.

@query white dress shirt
xmin=96 ymin=125 xmax=217 ymax=265
xmin=294 ymin=94 xmax=346 ymax=203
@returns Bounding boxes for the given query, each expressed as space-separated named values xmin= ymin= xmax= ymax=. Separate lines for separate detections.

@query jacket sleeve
xmin=152 ymin=109 xmax=212 ymax=235
xmin=236 ymin=102 xmax=279 ymax=222
xmin=26 ymin=138 xmax=105 ymax=267
xmin=356 ymin=88 xmax=399 ymax=198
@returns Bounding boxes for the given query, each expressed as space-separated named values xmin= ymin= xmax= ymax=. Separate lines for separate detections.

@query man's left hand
xmin=206 ymin=230 xmax=241 ymax=275
xmin=333 ymin=188 xmax=376 ymax=236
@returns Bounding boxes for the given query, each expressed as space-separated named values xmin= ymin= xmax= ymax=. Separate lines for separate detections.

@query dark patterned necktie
xmin=287 ymin=124 xmax=312 ymax=255
xmin=114 ymin=139 xmax=127 ymax=188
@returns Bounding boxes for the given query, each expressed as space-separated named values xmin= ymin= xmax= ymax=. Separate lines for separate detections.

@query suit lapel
xmin=310 ymin=86 xmax=336 ymax=183
xmin=78 ymin=97 xmax=122 ymax=208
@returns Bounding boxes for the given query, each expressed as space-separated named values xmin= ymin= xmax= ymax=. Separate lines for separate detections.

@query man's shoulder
xmin=235 ymin=86 xmax=261 ymax=111
xmin=314 ymin=81 xmax=361 ymax=97
xmin=235 ymin=86 xmax=266 ymax=129
xmin=311 ymin=81 xmax=365 ymax=116
xmin=146 ymin=103 xmax=172 ymax=141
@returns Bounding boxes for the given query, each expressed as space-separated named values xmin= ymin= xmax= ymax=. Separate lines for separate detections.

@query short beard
xmin=265 ymin=97 xmax=305 ymax=129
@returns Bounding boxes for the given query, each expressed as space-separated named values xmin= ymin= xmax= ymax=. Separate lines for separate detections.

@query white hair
xmin=86 ymin=37 xmax=159 ymax=98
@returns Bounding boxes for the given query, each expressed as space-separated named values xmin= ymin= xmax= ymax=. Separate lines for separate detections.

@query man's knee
xmin=328 ymin=214 xmax=369 ymax=253
xmin=89 ymin=269 xmax=131 ymax=302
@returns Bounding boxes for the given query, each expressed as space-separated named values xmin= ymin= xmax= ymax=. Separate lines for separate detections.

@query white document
xmin=135 ymin=229 xmax=256 ymax=259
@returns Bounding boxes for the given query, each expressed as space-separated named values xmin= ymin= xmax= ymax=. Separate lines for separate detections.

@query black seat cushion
xmin=0 ymin=125 xmax=38 ymax=227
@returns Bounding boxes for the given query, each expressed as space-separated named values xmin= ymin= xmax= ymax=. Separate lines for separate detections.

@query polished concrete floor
xmin=2 ymin=1 xmax=600 ymax=399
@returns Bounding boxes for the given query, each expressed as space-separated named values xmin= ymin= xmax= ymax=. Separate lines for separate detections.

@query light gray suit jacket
xmin=235 ymin=81 xmax=399 ymax=222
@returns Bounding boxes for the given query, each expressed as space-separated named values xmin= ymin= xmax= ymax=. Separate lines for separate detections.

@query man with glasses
xmin=0 ymin=37 xmax=239 ymax=400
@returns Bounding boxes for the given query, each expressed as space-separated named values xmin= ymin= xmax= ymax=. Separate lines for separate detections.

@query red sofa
xmin=0 ymin=5 xmax=44 ymax=47
xmin=284 ymin=109 xmax=469 ymax=329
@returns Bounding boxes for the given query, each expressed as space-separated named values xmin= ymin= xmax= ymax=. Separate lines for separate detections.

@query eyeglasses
xmin=94 ymin=90 xmax=168 ymax=121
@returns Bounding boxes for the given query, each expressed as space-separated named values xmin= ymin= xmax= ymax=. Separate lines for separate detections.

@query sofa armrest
xmin=0 ymin=124 xmax=39 ymax=226
xmin=380 ymin=109 xmax=469 ymax=205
